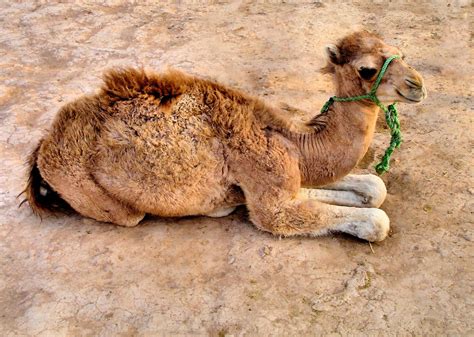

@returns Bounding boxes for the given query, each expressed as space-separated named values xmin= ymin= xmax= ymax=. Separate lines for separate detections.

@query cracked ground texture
xmin=0 ymin=1 xmax=472 ymax=336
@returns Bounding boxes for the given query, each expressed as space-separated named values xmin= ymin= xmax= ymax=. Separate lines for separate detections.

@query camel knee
xmin=248 ymin=207 xmax=288 ymax=236
xmin=248 ymin=200 xmax=324 ymax=237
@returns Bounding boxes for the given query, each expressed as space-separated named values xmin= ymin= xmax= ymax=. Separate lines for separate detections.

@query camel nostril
xmin=405 ymin=78 xmax=422 ymax=89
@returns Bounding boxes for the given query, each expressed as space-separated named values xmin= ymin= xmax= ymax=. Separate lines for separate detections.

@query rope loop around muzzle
xmin=320 ymin=55 xmax=402 ymax=174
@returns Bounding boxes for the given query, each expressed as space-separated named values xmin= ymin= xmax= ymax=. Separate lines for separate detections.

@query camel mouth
xmin=396 ymin=89 xmax=424 ymax=103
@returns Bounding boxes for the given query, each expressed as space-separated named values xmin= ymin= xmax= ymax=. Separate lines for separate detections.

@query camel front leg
xmin=237 ymin=165 xmax=389 ymax=241
xmin=231 ymin=136 xmax=390 ymax=241
xmin=247 ymin=195 xmax=390 ymax=242
xmin=300 ymin=174 xmax=387 ymax=208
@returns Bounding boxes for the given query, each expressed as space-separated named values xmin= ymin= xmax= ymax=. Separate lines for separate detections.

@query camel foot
xmin=302 ymin=174 xmax=387 ymax=208
xmin=332 ymin=208 xmax=390 ymax=242
xmin=205 ymin=206 xmax=237 ymax=218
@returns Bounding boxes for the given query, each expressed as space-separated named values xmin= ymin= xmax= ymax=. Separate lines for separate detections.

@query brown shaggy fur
xmin=23 ymin=32 xmax=426 ymax=241
xmin=336 ymin=31 xmax=383 ymax=64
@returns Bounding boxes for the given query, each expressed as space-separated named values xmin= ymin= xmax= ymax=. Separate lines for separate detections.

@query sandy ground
xmin=0 ymin=1 xmax=473 ymax=336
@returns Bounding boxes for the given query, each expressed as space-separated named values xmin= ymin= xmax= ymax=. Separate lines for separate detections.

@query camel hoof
xmin=205 ymin=207 xmax=236 ymax=218
xmin=363 ymin=208 xmax=390 ymax=242
xmin=362 ymin=174 xmax=387 ymax=208
xmin=336 ymin=208 xmax=390 ymax=242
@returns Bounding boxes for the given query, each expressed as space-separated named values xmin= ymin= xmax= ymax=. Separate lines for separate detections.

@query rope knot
xmin=320 ymin=97 xmax=334 ymax=113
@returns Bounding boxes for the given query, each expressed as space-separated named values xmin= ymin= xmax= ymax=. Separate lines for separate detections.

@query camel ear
xmin=326 ymin=44 xmax=341 ymax=65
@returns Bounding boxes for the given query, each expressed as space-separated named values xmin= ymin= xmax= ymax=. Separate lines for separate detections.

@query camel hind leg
xmin=39 ymin=165 xmax=145 ymax=227
xmin=66 ymin=177 xmax=145 ymax=226
xmin=33 ymin=96 xmax=146 ymax=227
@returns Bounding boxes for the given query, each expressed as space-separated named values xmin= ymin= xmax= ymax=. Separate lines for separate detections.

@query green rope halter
xmin=320 ymin=55 xmax=402 ymax=174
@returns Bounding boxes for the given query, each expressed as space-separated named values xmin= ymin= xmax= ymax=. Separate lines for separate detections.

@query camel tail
xmin=21 ymin=141 xmax=70 ymax=215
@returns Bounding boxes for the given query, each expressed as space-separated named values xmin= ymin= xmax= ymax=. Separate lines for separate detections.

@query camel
xmin=23 ymin=31 xmax=426 ymax=242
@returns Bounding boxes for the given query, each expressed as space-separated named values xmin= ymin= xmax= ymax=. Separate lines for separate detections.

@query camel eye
xmin=358 ymin=67 xmax=378 ymax=80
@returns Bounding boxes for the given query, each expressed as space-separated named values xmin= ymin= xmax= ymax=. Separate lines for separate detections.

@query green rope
xmin=320 ymin=55 xmax=402 ymax=174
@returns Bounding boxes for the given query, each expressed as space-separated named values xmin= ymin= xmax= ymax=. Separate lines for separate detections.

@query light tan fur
xmin=24 ymin=31 xmax=426 ymax=241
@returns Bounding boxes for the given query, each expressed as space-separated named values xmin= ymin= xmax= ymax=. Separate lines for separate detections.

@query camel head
xmin=324 ymin=31 xmax=427 ymax=105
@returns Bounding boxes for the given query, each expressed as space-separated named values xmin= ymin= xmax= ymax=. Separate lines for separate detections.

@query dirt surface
xmin=0 ymin=1 xmax=473 ymax=336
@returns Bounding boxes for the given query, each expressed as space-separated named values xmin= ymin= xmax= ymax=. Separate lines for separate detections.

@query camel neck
xmin=285 ymin=100 xmax=379 ymax=187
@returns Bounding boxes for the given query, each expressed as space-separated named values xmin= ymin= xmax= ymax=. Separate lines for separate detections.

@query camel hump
xmin=101 ymin=67 xmax=192 ymax=101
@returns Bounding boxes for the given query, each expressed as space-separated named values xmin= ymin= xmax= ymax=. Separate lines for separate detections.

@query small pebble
xmin=258 ymin=245 xmax=272 ymax=258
